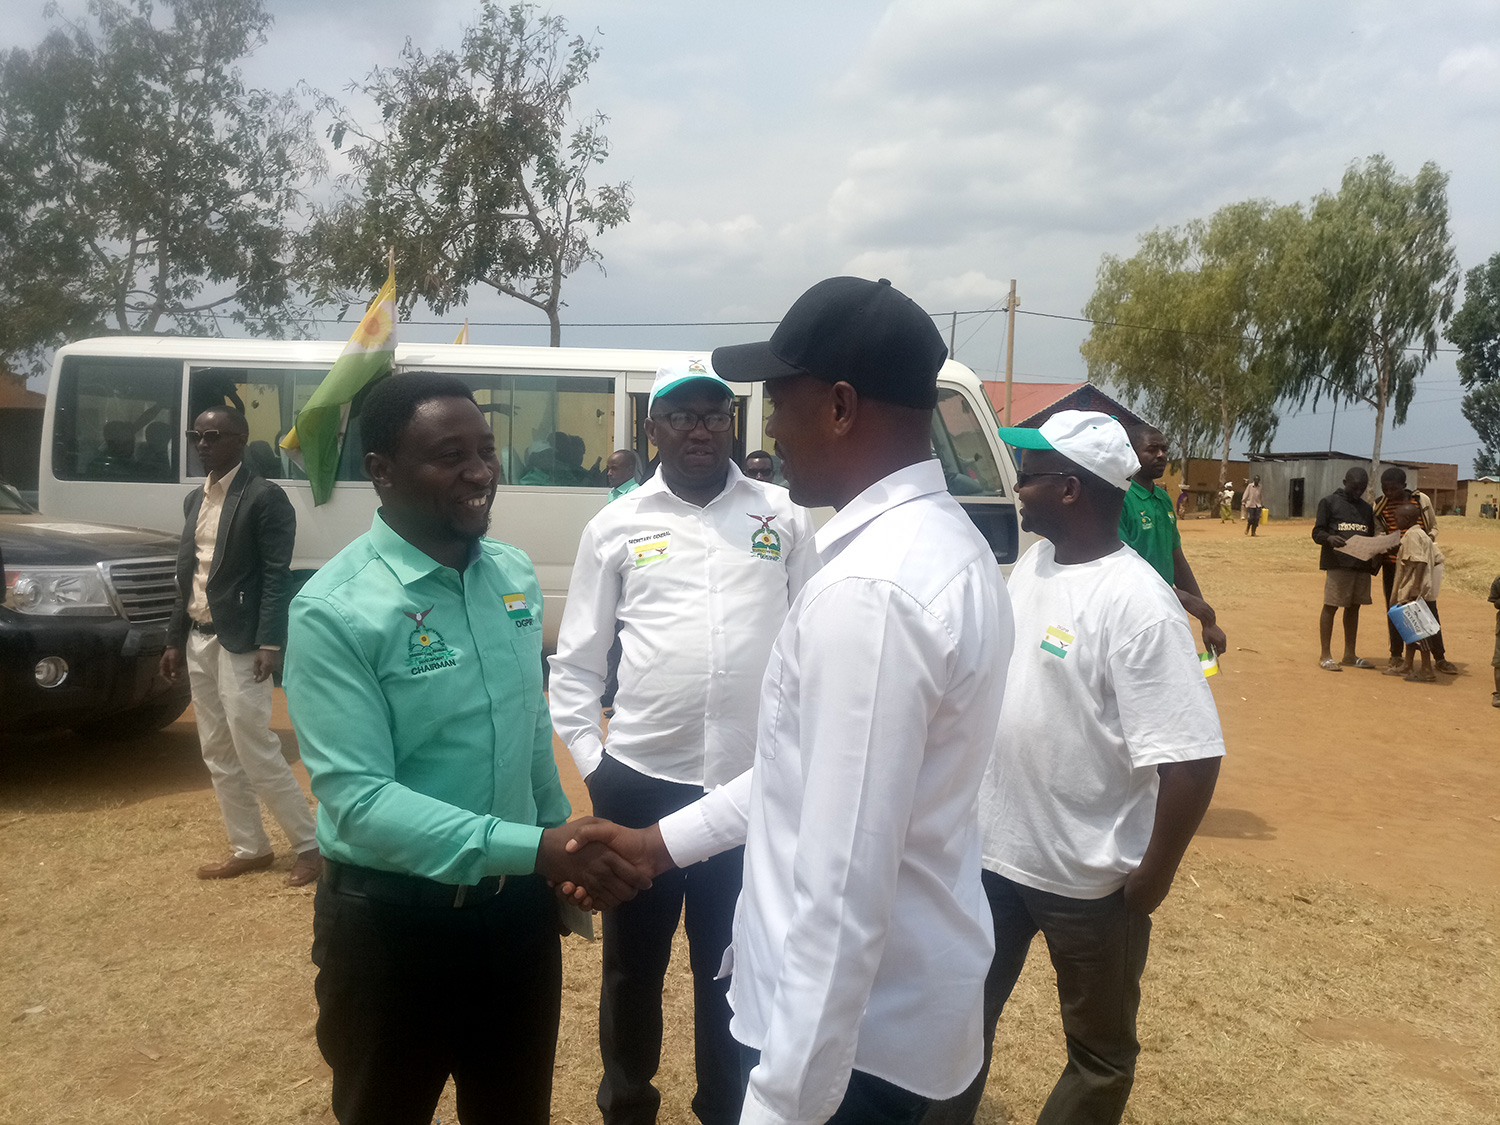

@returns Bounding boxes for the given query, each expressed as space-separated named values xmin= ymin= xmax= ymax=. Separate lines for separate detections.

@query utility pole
xmin=949 ymin=311 xmax=957 ymax=359
xmin=1003 ymin=279 xmax=1018 ymax=425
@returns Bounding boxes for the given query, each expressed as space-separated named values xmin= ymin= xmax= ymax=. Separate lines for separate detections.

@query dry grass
xmin=2 ymin=730 xmax=1496 ymax=1125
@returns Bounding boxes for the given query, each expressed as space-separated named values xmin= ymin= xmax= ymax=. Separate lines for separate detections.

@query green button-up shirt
xmin=1119 ymin=480 xmax=1180 ymax=585
xmin=607 ymin=476 xmax=640 ymax=503
xmin=285 ymin=512 xmax=570 ymax=884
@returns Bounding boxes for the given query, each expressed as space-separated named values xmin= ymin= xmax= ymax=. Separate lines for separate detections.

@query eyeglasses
xmin=656 ymin=410 xmax=734 ymax=433
xmin=1014 ymin=471 xmax=1074 ymax=488
xmin=185 ymin=429 xmax=242 ymax=444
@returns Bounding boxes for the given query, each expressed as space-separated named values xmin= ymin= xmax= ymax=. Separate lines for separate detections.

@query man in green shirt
xmin=1118 ymin=424 xmax=1228 ymax=657
xmin=285 ymin=373 xmax=649 ymax=1125
xmin=606 ymin=448 xmax=643 ymax=502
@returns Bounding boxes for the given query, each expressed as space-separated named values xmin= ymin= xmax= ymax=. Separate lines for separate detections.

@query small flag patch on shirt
xmin=503 ymin=593 xmax=531 ymax=620
xmin=628 ymin=531 xmax=671 ymax=567
xmin=1040 ymin=625 xmax=1075 ymax=659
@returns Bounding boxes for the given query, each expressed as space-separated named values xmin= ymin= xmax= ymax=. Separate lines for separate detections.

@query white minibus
xmin=39 ymin=338 xmax=1034 ymax=647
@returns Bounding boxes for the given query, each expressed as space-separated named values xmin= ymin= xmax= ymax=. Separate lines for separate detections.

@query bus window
xmin=187 ymin=367 xmax=340 ymax=481
xmin=53 ymin=356 xmax=181 ymax=482
xmin=932 ymin=388 xmax=1006 ymax=497
xmin=454 ymin=374 xmax=615 ymax=486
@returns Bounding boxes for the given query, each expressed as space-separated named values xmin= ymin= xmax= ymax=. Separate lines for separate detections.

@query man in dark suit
xmin=161 ymin=406 xmax=320 ymax=886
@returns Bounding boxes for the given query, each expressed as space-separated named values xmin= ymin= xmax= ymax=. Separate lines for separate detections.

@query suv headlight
xmin=5 ymin=566 xmax=118 ymax=616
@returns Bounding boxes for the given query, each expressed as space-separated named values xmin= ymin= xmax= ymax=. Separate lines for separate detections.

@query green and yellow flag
xmin=281 ymin=262 xmax=397 ymax=505
xmin=453 ymin=319 xmax=470 ymax=345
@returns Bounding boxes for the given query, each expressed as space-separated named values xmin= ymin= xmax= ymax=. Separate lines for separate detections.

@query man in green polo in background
xmin=1118 ymin=423 xmax=1228 ymax=657
xmin=285 ymin=372 xmax=650 ymax=1125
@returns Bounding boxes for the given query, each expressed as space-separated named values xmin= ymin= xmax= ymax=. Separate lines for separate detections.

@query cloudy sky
xmin=15 ymin=0 xmax=1500 ymax=469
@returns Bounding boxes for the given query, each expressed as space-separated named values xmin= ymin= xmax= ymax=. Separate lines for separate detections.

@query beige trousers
xmin=187 ymin=632 xmax=317 ymax=858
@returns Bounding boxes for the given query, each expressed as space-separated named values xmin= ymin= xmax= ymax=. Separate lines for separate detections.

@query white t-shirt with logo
xmin=980 ymin=540 xmax=1225 ymax=899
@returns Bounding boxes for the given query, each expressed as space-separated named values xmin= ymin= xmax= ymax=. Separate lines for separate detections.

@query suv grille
xmin=103 ymin=558 xmax=179 ymax=624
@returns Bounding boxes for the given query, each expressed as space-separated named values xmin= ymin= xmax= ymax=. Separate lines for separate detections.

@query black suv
xmin=1 ymin=479 xmax=189 ymax=739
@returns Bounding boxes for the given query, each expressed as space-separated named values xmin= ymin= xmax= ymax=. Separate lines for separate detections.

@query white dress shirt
xmin=549 ymin=462 xmax=817 ymax=787
xmin=188 ymin=462 xmax=240 ymax=624
xmin=659 ymin=459 xmax=1016 ymax=1125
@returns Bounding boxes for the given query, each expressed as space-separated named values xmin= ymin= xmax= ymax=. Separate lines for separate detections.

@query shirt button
xmin=715 ymin=669 xmax=726 ymax=677
xmin=713 ymin=626 xmax=724 ymax=635
xmin=711 ymin=586 xmax=720 ymax=592
xmin=708 ymin=547 xmax=717 ymax=555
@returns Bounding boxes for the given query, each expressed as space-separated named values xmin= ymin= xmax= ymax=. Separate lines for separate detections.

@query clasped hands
xmin=535 ymin=818 xmax=674 ymax=911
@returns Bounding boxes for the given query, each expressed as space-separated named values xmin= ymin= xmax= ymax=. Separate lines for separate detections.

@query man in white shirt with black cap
xmin=550 ymin=356 xmax=816 ymax=1125
xmin=924 ymin=411 xmax=1224 ymax=1125
xmin=563 ymin=277 xmax=1016 ymax=1125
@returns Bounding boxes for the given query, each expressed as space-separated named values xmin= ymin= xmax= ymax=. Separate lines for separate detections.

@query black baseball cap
xmin=711 ymin=276 xmax=948 ymax=409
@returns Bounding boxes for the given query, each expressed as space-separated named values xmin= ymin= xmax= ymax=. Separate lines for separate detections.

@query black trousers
xmin=922 ymin=871 xmax=1152 ymax=1125
xmin=588 ymin=753 xmax=746 ymax=1125
xmin=1381 ymin=559 xmax=1446 ymax=660
xmin=740 ymin=1047 xmax=930 ymax=1125
xmin=311 ymin=872 xmax=561 ymax=1125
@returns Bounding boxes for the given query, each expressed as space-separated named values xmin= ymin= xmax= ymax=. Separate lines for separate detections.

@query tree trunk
xmin=1370 ymin=339 xmax=1388 ymax=491
xmin=548 ymin=305 xmax=561 ymax=347
xmin=1218 ymin=385 xmax=1231 ymax=486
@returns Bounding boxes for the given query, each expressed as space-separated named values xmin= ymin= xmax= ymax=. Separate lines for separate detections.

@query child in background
xmin=1489 ymin=571 xmax=1500 ymax=708
xmin=1387 ymin=501 xmax=1442 ymax=683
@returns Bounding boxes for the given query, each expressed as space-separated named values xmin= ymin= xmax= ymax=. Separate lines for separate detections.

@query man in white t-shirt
xmin=925 ymin=411 xmax=1224 ymax=1125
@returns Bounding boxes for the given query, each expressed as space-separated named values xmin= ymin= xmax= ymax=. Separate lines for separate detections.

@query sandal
xmin=1342 ymin=658 xmax=1376 ymax=669
xmin=1320 ymin=658 xmax=1342 ymax=671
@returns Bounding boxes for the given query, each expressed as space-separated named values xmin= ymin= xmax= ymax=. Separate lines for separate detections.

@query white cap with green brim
xmin=648 ymin=357 xmax=736 ymax=412
xmin=997 ymin=409 xmax=1141 ymax=492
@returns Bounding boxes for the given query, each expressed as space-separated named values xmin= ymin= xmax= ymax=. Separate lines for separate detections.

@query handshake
xmin=535 ymin=817 xmax=675 ymax=910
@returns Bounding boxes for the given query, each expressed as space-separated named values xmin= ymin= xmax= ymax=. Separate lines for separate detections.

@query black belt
xmin=322 ymin=857 xmax=507 ymax=909
xmin=190 ymin=620 xmax=217 ymax=635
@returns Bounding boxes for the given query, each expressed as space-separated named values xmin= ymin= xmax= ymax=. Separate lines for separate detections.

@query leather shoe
xmin=286 ymin=849 xmax=323 ymax=888
xmin=197 ymin=852 xmax=274 ymax=880
xmin=1435 ymin=660 xmax=1460 ymax=675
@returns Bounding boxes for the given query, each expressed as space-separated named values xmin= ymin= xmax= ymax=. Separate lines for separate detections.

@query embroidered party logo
xmin=1040 ymin=625 xmax=1075 ymax=659
xmin=1139 ymin=512 xmax=1154 ymax=530
xmin=629 ymin=531 xmax=671 ymax=567
xmin=748 ymin=514 xmax=782 ymax=561
xmin=404 ymin=605 xmax=457 ymax=675
xmin=503 ymin=591 xmax=535 ymax=630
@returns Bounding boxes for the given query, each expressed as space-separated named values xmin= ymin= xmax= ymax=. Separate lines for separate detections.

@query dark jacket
xmin=1311 ymin=488 xmax=1379 ymax=573
xmin=168 ymin=466 xmax=296 ymax=653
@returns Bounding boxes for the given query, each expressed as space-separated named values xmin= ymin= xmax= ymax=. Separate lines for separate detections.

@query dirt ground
xmin=2 ymin=516 xmax=1497 ymax=1124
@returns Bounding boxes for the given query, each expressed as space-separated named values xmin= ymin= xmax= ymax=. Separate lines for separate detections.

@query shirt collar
xmin=814 ymin=459 xmax=947 ymax=556
xmin=368 ymin=510 xmax=479 ymax=586
xmin=632 ymin=460 xmax=748 ymax=509
xmin=204 ymin=461 xmax=241 ymax=498
xmin=1125 ymin=478 xmax=1161 ymax=501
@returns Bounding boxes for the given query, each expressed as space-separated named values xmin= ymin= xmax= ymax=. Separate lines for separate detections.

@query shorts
xmin=1324 ymin=568 xmax=1372 ymax=608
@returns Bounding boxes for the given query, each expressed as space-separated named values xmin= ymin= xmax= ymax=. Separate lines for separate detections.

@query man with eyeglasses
xmin=162 ymin=406 xmax=320 ymax=886
xmin=550 ymin=357 xmax=816 ymax=1125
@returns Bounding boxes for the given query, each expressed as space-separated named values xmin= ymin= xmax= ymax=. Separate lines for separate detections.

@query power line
xmin=191 ymin=304 xmax=1461 ymax=356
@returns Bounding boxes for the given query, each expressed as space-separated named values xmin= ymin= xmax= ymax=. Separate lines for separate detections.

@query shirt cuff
xmin=569 ymin=733 xmax=605 ymax=781
xmin=658 ymin=784 xmax=743 ymax=868
xmin=737 ymin=1084 xmax=819 ymax=1125
xmin=259 ymin=645 xmax=281 ymax=651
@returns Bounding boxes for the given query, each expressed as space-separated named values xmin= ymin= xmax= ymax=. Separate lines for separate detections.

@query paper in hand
xmin=1334 ymin=532 xmax=1399 ymax=561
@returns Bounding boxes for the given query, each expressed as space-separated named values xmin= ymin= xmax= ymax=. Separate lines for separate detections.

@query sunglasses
xmin=185 ymin=429 xmax=243 ymax=444
xmin=656 ymin=410 xmax=734 ymax=433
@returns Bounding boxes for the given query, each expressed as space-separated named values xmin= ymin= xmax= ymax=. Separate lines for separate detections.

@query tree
xmin=0 ymin=0 xmax=324 ymax=377
xmin=303 ymin=2 xmax=633 ymax=346
xmin=1081 ymin=200 xmax=1301 ymax=485
xmin=1281 ymin=154 xmax=1459 ymax=479
xmin=1447 ymin=252 xmax=1500 ymax=475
